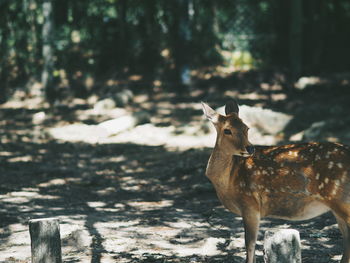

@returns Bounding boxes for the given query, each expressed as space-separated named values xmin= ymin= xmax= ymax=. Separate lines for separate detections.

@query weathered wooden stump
xmin=29 ymin=218 xmax=62 ymax=263
xmin=264 ymin=229 xmax=301 ymax=263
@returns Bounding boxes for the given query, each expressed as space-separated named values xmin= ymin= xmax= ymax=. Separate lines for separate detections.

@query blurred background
xmin=1 ymin=0 xmax=350 ymax=98
xmin=1 ymin=1 xmax=350 ymax=262
xmin=1 ymin=0 xmax=349 ymax=145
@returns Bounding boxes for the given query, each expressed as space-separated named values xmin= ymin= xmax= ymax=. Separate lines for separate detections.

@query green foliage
xmin=0 ymin=0 xmax=350 ymax=102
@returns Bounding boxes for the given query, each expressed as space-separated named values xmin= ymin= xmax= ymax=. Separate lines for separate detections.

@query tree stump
xmin=29 ymin=218 xmax=62 ymax=263
xmin=264 ymin=229 xmax=301 ymax=263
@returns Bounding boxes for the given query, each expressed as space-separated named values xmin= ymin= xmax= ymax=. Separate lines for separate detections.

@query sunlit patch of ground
xmin=0 ymin=75 xmax=349 ymax=262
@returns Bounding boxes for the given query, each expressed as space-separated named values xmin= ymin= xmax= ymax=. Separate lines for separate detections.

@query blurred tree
xmin=0 ymin=0 xmax=349 ymax=103
xmin=42 ymin=0 xmax=55 ymax=101
xmin=290 ymin=0 xmax=303 ymax=78
xmin=0 ymin=0 xmax=10 ymax=103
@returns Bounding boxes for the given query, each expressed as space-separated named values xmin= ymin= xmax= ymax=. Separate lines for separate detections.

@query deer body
xmin=202 ymin=101 xmax=350 ymax=263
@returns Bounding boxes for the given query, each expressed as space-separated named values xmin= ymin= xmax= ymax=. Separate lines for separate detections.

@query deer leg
xmin=334 ymin=213 xmax=350 ymax=263
xmin=242 ymin=211 xmax=260 ymax=263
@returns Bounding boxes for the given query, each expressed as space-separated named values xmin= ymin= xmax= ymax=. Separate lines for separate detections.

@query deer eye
xmin=224 ymin=129 xmax=232 ymax=135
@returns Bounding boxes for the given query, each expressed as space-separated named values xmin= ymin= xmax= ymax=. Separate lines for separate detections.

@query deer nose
xmin=246 ymin=145 xmax=255 ymax=155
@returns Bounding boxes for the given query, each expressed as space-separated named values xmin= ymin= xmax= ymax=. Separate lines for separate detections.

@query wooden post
xmin=264 ymin=229 xmax=301 ymax=263
xmin=29 ymin=218 xmax=62 ymax=263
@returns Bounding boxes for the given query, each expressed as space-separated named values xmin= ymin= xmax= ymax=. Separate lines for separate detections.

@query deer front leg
xmin=242 ymin=210 xmax=261 ymax=263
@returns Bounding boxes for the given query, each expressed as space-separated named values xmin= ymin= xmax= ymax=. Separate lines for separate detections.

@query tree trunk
xmin=172 ymin=0 xmax=192 ymax=91
xmin=42 ymin=0 xmax=55 ymax=102
xmin=289 ymin=0 xmax=303 ymax=78
xmin=0 ymin=1 xmax=10 ymax=103
xmin=116 ymin=0 xmax=128 ymax=72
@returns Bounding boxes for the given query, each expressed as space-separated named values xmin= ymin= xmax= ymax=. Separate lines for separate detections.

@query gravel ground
xmin=1 ymin=80 xmax=349 ymax=262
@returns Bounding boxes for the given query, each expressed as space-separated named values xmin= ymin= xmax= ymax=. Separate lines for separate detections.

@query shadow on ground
xmin=0 ymin=140 xmax=344 ymax=263
xmin=1 ymin=71 xmax=350 ymax=262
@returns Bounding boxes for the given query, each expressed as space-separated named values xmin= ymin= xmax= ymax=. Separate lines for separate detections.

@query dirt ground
xmin=1 ymin=72 xmax=350 ymax=262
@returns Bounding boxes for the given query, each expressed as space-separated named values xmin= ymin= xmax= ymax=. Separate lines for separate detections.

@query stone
xmin=295 ymin=76 xmax=321 ymax=90
xmin=49 ymin=111 xmax=150 ymax=142
xmin=303 ymin=121 xmax=326 ymax=140
xmin=97 ymin=111 xmax=150 ymax=136
xmin=264 ymin=229 xmax=301 ymax=263
xmin=114 ymin=89 xmax=134 ymax=106
xmin=49 ymin=124 xmax=108 ymax=143
xmin=93 ymin=98 xmax=116 ymax=111
xmin=32 ymin=111 xmax=46 ymax=125
xmin=217 ymin=104 xmax=292 ymax=135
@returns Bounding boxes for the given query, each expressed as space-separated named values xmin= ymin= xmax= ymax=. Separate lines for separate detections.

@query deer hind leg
xmin=333 ymin=213 xmax=350 ymax=263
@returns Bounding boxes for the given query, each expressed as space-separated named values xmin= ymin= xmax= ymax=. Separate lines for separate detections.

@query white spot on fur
xmin=331 ymin=181 xmax=340 ymax=196
xmin=319 ymin=183 xmax=324 ymax=190
xmin=315 ymin=173 xmax=320 ymax=180
xmin=331 ymin=188 xmax=337 ymax=196
xmin=324 ymin=177 xmax=329 ymax=184
xmin=337 ymin=163 xmax=343 ymax=168
xmin=341 ymin=172 xmax=347 ymax=183
xmin=328 ymin=162 xmax=334 ymax=169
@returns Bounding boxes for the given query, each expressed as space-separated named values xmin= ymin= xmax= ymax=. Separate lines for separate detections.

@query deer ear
xmin=225 ymin=100 xmax=239 ymax=116
xmin=201 ymin=102 xmax=219 ymax=123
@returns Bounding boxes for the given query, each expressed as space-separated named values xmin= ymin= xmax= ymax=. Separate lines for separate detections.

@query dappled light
xmin=1 ymin=75 xmax=349 ymax=262
xmin=1 ymin=0 xmax=350 ymax=262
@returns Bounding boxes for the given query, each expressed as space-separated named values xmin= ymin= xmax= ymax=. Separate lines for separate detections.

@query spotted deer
xmin=202 ymin=100 xmax=350 ymax=263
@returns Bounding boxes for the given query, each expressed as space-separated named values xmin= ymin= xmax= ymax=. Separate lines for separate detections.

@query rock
xmin=289 ymin=131 xmax=304 ymax=142
xmin=49 ymin=124 xmax=108 ymax=143
xmin=87 ymin=95 xmax=99 ymax=105
xmin=247 ymin=127 xmax=280 ymax=145
xmin=114 ymin=89 xmax=134 ymax=106
xmin=295 ymin=76 xmax=321 ymax=90
xmin=49 ymin=111 xmax=150 ymax=142
xmin=63 ymin=229 xmax=91 ymax=251
xmin=97 ymin=111 xmax=150 ymax=136
xmin=217 ymin=104 xmax=292 ymax=135
xmin=303 ymin=121 xmax=326 ymax=140
xmin=93 ymin=98 xmax=116 ymax=111
xmin=97 ymin=115 xmax=138 ymax=136
xmin=264 ymin=229 xmax=301 ymax=263
xmin=75 ymin=107 xmax=128 ymax=122
xmin=32 ymin=111 xmax=46 ymax=125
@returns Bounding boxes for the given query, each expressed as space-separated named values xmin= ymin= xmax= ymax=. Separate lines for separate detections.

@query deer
xmin=202 ymin=100 xmax=350 ymax=263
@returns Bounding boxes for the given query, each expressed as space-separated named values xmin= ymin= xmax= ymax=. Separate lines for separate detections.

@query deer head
xmin=202 ymin=100 xmax=255 ymax=157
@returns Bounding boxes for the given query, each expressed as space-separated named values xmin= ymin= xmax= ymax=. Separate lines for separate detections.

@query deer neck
xmin=206 ymin=144 xmax=237 ymax=185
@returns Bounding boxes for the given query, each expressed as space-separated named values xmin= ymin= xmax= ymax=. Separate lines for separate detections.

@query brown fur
xmin=202 ymin=101 xmax=350 ymax=263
